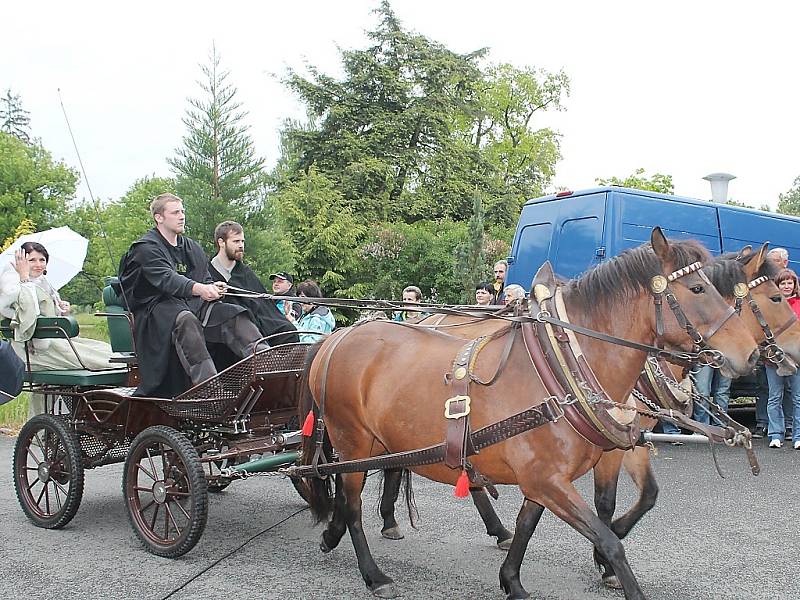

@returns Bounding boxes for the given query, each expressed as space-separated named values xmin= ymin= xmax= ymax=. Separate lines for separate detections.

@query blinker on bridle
xmin=651 ymin=261 xmax=732 ymax=368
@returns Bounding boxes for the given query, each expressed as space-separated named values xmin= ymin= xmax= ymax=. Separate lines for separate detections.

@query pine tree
xmin=454 ymin=193 xmax=487 ymax=302
xmin=169 ymin=45 xmax=265 ymax=249
xmin=0 ymin=89 xmax=31 ymax=142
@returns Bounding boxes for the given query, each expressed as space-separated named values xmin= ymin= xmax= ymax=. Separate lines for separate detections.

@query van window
xmin=555 ymin=216 xmax=603 ymax=277
xmin=514 ymin=222 xmax=553 ymax=289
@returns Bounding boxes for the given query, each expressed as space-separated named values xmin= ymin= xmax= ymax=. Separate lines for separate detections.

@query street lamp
xmin=703 ymin=172 xmax=736 ymax=203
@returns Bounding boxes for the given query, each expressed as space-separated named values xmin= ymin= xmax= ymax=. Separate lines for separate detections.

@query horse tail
xmin=402 ymin=469 xmax=419 ymax=530
xmin=297 ymin=341 xmax=334 ymax=523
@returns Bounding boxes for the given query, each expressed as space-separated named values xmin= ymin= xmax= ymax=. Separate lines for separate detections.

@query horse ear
xmin=650 ymin=227 xmax=675 ymax=271
xmin=531 ymin=261 xmax=556 ymax=303
xmin=735 ymin=245 xmax=753 ymax=261
xmin=742 ymin=243 xmax=769 ymax=280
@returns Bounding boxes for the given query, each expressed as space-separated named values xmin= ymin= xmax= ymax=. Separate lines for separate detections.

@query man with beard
xmin=118 ymin=194 xmax=267 ymax=398
xmin=209 ymin=221 xmax=298 ymax=347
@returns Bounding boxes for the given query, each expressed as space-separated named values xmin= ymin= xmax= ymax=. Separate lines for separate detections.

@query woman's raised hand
xmin=13 ymin=249 xmax=30 ymax=281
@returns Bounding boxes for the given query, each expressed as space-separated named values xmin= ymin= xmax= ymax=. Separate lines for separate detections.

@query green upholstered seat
xmin=23 ymin=368 xmax=130 ymax=387
xmin=0 ymin=316 xmax=80 ymax=339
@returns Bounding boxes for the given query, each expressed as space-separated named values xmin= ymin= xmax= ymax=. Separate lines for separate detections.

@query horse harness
xmin=291 ymin=261 xmax=759 ymax=484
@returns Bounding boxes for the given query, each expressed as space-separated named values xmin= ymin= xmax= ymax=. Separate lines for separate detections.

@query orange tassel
xmin=454 ymin=470 xmax=470 ymax=498
xmin=301 ymin=410 xmax=315 ymax=436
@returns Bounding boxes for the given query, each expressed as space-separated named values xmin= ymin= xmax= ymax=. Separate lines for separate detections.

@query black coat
xmin=118 ymin=228 xmax=245 ymax=398
xmin=0 ymin=340 xmax=24 ymax=401
xmin=208 ymin=260 xmax=299 ymax=346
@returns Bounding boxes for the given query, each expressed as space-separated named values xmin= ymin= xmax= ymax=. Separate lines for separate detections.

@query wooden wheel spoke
xmin=145 ymin=447 xmax=159 ymax=481
xmin=167 ymin=490 xmax=191 ymax=497
xmin=28 ymin=477 xmax=42 ymax=493
xmin=139 ymin=498 xmax=155 ymax=513
xmin=32 ymin=432 xmax=46 ymax=456
xmin=51 ymin=481 xmax=64 ymax=512
xmin=164 ymin=501 xmax=170 ymax=539
xmin=52 ymin=479 xmax=69 ymax=498
xmin=133 ymin=486 xmax=153 ymax=493
xmin=44 ymin=480 xmax=51 ymax=514
xmin=35 ymin=482 xmax=47 ymax=505
xmin=136 ymin=461 xmax=157 ymax=482
xmin=164 ymin=502 xmax=182 ymax=538
xmin=27 ymin=446 xmax=43 ymax=465
xmin=148 ymin=503 xmax=160 ymax=532
xmin=172 ymin=496 xmax=191 ymax=520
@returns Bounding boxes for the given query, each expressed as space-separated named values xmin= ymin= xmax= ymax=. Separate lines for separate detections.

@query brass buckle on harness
xmin=444 ymin=395 xmax=471 ymax=419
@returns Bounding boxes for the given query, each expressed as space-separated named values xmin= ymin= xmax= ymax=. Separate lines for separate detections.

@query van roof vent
xmin=703 ymin=173 xmax=736 ymax=203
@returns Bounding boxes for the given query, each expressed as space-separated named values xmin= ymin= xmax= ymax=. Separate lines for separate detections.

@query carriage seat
xmin=0 ymin=315 xmax=129 ymax=387
xmin=97 ymin=277 xmax=137 ymax=365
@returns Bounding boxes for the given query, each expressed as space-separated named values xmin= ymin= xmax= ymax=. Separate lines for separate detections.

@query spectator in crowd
xmin=492 ymin=260 xmax=508 ymax=304
xmin=0 ymin=339 xmax=24 ymax=404
xmin=270 ymin=272 xmax=302 ymax=321
xmin=761 ymin=247 xmax=793 ymax=438
xmin=502 ymin=284 xmax=526 ymax=306
xmin=118 ymin=193 xmax=267 ymax=397
xmin=209 ymin=221 xmax=298 ymax=346
xmin=288 ymin=280 xmax=335 ymax=343
xmin=765 ymin=268 xmax=800 ymax=449
xmin=393 ymin=285 xmax=422 ymax=322
xmin=691 ymin=365 xmax=731 ymax=426
xmin=475 ymin=282 xmax=494 ymax=306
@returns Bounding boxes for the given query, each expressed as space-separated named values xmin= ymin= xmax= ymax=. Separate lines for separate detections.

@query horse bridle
xmin=651 ymin=261 xmax=734 ymax=368
xmin=740 ymin=275 xmax=797 ymax=366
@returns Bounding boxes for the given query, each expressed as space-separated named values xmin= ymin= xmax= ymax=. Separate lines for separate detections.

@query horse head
xmin=734 ymin=243 xmax=800 ymax=374
xmin=650 ymin=227 xmax=759 ymax=378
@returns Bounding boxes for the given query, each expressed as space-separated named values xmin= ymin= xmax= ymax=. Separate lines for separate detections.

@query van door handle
xmin=595 ymin=247 xmax=606 ymax=258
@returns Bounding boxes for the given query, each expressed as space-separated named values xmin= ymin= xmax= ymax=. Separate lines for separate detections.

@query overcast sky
xmin=3 ymin=1 xmax=799 ymax=210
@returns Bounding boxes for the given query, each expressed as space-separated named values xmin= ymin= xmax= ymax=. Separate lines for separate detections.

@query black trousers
xmin=172 ymin=311 xmax=266 ymax=386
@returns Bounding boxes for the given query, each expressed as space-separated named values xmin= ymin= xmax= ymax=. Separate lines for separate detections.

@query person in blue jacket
xmin=289 ymin=280 xmax=335 ymax=343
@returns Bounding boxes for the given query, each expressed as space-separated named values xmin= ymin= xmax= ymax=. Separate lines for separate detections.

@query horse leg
xmin=592 ymin=450 xmax=624 ymax=589
xmin=341 ymin=471 xmax=397 ymax=598
xmin=320 ymin=473 xmax=349 ymax=553
xmin=498 ymin=499 xmax=546 ymax=600
xmin=380 ymin=468 xmax=405 ymax=540
xmin=613 ymin=446 xmax=659 ymax=538
xmin=541 ymin=480 xmax=646 ymax=600
xmin=471 ymin=487 xmax=514 ymax=549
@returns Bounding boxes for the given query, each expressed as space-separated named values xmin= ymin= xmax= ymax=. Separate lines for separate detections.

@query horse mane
xmin=565 ymin=239 xmax=711 ymax=316
xmin=704 ymin=250 xmax=780 ymax=297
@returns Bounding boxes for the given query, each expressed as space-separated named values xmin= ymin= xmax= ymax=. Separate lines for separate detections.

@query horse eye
xmin=771 ymin=295 xmax=782 ymax=303
xmin=690 ymin=285 xmax=704 ymax=294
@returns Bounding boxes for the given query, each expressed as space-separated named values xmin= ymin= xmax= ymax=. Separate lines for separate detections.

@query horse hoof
xmin=371 ymin=582 xmax=398 ymax=598
xmin=319 ymin=537 xmax=333 ymax=554
xmin=381 ymin=526 xmax=404 ymax=540
xmin=496 ymin=537 xmax=513 ymax=551
xmin=602 ymin=574 xmax=623 ymax=590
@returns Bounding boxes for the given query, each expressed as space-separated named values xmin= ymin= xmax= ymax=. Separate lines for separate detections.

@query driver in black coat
xmin=118 ymin=193 xmax=266 ymax=398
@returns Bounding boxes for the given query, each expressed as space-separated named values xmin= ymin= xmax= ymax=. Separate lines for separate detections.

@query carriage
xmin=1 ymin=278 xmax=313 ymax=558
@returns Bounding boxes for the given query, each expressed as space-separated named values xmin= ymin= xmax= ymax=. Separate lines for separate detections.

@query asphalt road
xmin=1 ymin=425 xmax=799 ymax=600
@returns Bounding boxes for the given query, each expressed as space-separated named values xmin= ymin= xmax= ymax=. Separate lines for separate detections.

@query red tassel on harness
xmin=454 ymin=470 xmax=470 ymax=498
xmin=301 ymin=410 xmax=315 ymax=437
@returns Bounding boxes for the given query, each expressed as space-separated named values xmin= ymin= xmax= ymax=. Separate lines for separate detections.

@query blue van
xmin=507 ymin=186 xmax=800 ymax=286
xmin=507 ymin=186 xmax=800 ymax=402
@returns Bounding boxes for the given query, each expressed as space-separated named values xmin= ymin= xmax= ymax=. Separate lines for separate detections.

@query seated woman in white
xmin=0 ymin=241 xmax=117 ymax=371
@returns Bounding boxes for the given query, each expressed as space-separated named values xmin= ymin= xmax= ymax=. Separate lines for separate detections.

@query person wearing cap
xmin=270 ymin=271 xmax=301 ymax=320
xmin=209 ymin=221 xmax=298 ymax=348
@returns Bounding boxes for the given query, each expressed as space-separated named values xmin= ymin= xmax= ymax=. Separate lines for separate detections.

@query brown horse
xmin=378 ymin=242 xmax=800 ymax=588
xmin=301 ymin=229 xmax=759 ymax=599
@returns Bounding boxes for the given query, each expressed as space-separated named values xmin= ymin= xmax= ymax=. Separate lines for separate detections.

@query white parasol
xmin=1 ymin=226 xmax=89 ymax=290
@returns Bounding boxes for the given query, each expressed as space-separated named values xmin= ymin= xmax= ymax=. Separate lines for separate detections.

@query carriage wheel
xmin=13 ymin=414 xmax=85 ymax=529
xmin=290 ymin=476 xmax=312 ymax=505
xmin=123 ymin=426 xmax=208 ymax=558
